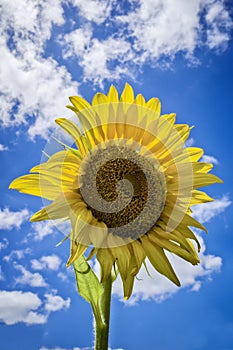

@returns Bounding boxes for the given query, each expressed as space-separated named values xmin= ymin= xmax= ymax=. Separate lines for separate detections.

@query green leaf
xmin=73 ymin=256 xmax=104 ymax=327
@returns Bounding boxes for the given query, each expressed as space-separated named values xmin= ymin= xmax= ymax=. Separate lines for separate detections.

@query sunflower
xmin=9 ymin=83 xmax=222 ymax=299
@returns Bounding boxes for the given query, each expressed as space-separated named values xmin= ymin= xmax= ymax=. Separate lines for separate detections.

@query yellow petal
xmin=192 ymin=162 xmax=213 ymax=173
xmin=120 ymin=82 xmax=134 ymax=103
xmin=158 ymin=220 xmax=201 ymax=252
xmin=111 ymin=244 xmax=131 ymax=281
xmin=55 ymin=118 xmax=88 ymax=156
xmin=69 ymin=96 xmax=91 ymax=111
xmin=148 ymin=233 xmax=200 ymax=265
xmin=141 ymin=236 xmax=180 ymax=286
xmin=130 ymin=240 xmax=146 ymax=271
xmin=68 ymin=96 xmax=96 ymax=131
xmin=193 ymin=173 xmax=223 ymax=188
xmin=177 ymin=225 xmax=201 ymax=252
xmin=30 ymin=191 xmax=83 ymax=222
xmin=135 ymin=93 xmax=146 ymax=106
xmin=30 ymin=201 xmax=67 ymax=222
xmin=163 ymin=147 xmax=204 ymax=167
xmin=190 ymin=190 xmax=214 ymax=205
xmin=70 ymin=205 xmax=93 ymax=238
xmin=123 ymin=275 xmax=135 ymax=300
xmin=146 ymin=97 xmax=161 ymax=115
xmin=92 ymin=92 xmax=108 ymax=106
xmin=180 ymin=213 xmax=208 ymax=232
xmin=108 ymin=85 xmax=119 ymax=102
xmin=187 ymin=147 xmax=204 ymax=162
xmin=9 ymin=174 xmax=60 ymax=200
xmin=68 ymin=211 xmax=92 ymax=261
xmin=66 ymin=239 xmax=88 ymax=267
xmin=174 ymin=124 xmax=191 ymax=143
xmin=152 ymin=226 xmax=197 ymax=254
xmin=92 ymin=95 xmax=109 ymax=128
xmin=97 ymin=248 xmax=115 ymax=282
xmin=88 ymin=219 xmax=108 ymax=248
xmin=38 ymin=150 xmax=81 ymax=169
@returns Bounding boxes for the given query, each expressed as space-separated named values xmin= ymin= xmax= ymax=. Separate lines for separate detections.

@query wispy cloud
xmin=116 ymin=0 xmax=232 ymax=60
xmin=61 ymin=0 xmax=233 ymax=85
xmin=185 ymin=137 xmax=195 ymax=147
xmin=28 ymin=220 xmax=71 ymax=242
xmin=0 ymin=0 xmax=78 ymax=139
xmin=0 ymin=266 xmax=5 ymax=281
xmin=71 ymin=0 xmax=113 ymax=24
xmin=29 ymin=222 xmax=56 ymax=241
xmin=192 ymin=195 xmax=231 ymax=223
xmin=0 ymin=41 xmax=78 ymax=139
xmin=0 ymin=207 xmax=29 ymax=230
xmin=3 ymin=248 xmax=31 ymax=262
xmin=15 ymin=264 xmax=48 ymax=287
xmin=0 ymin=238 xmax=9 ymax=251
xmin=201 ymin=155 xmax=219 ymax=165
xmin=0 ymin=144 xmax=8 ymax=151
xmin=205 ymin=0 xmax=233 ymax=50
xmin=0 ymin=0 xmax=232 ymax=137
xmin=31 ymin=255 xmax=61 ymax=271
xmin=62 ymin=28 xmax=135 ymax=87
xmin=44 ymin=293 xmax=70 ymax=312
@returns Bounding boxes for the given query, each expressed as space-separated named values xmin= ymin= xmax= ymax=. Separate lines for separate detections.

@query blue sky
xmin=0 ymin=1 xmax=233 ymax=349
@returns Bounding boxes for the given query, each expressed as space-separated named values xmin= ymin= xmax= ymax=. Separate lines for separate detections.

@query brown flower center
xmin=79 ymin=142 xmax=166 ymax=240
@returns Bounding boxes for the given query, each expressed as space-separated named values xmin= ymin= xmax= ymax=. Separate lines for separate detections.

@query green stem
xmin=94 ymin=275 xmax=112 ymax=350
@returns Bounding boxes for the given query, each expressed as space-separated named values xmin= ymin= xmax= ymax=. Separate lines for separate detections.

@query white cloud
xmin=15 ymin=264 xmax=48 ymax=287
xmin=71 ymin=0 xmax=114 ymax=24
xmin=44 ymin=293 xmax=70 ymax=312
xmin=0 ymin=266 xmax=5 ymax=281
xmin=57 ymin=272 xmax=68 ymax=281
xmin=0 ymin=290 xmax=71 ymax=326
xmin=29 ymin=222 xmax=56 ymax=241
xmin=205 ymin=0 xmax=233 ymax=50
xmin=62 ymin=29 xmax=135 ymax=87
xmin=0 ymin=208 xmax=29 ymax=230
xmin=201 ymin=155 xmax=219 ymax=165
xmin=0 ymin=0 xmax=64 ymax=53
xmin=61 ymin=0 xmax=232 ymax=85
xmin=185 ymin=137 xmax=195 ymax=147
xmin=29 ymin=220 xmax=71 ymax=242
xmin=0 ymin=0 xmax=232 ymax=135
xmin=31 ymin=255 xmax=61 ymax=271
xmin=192 ymin=195 xmax=231 ymax=223
xmin=23 ymin=311 xmax=48 ymax=325
xmin=0 ymin=0 xmax=79 ymax=139
xmin=0 ymin=144 xmax=8 ymax=151
xmin=0 ymin=290 xmax=45 ymax=325
xmin=0 ymin=40 xmax=78 ymax=138
xmin=0 ymin=238 xmax=9 ymax=250
xmin=3 ymin=248 xmax=31 ymax=262
xmin=116 ymin=0 xmax=232 ymax=60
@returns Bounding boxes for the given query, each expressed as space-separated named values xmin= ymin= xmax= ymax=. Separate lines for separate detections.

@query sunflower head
xmin=9 ymin=83 xmax=222 ymax=299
